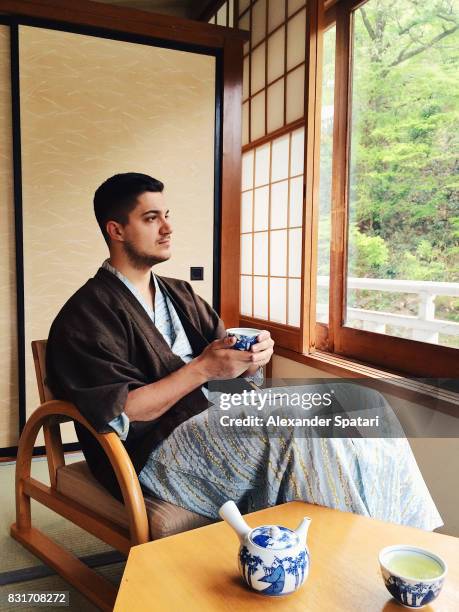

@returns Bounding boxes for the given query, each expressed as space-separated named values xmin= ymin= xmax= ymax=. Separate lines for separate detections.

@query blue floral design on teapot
xmin=219 ymin=501 xmax=311 ymax=596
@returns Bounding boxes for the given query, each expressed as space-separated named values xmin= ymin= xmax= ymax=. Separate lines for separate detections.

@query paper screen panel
xmin=288 ymin=0 xmax=306 ymax=16
xmin=241 ymin=234 xmax=253 ymax=274
xmin=242 ymin=149 xmax=254 ymax=190
xmin=270 ymin=230 xmax=287 ymax=276
xmin=287 ymin=9 xmax=306 ymax=71
xmin=0 ymin=26 xmax=18 ymax=448
xmin=239 ymin=0 xmax=250 ymax=15
xmin=268 ymin=0 xmax=286 ymax=33
xmin=267 ymin=79 xmax=284 ymax=133
xmin=267 ymin=27 xmax=285 ymax=84
xmin=229 ymin=0 xmax=234 ymax=27
xmin=289 ymin=176 xmax=303 ymax=227
xmin=271 ymin=134 xmax=290 ymax=182
xmin=251 ymin=0 xmax=267 ymax=47
xmin=240 ymin=275 xmax=252 ymax=316
xmin=253 ymin=276 xmax=268 ymax=319
xmin=250 ymin=90 xmax=266 ymax=141
xmin=242 ymin=101 xmax=249 ymax=146
xmin=217 ymin=5 xmax=226 ymax=25
xmin=290 ymin=128 xmax=305 ymax=176
xmin=270 ymin=180 xmax=288 ymax=229
xmin=243 ymin=56 xmax=249 ymax=100
xmin=270 ymin=277 xmax=287 ymax=323
xmin=253 ymin=186 xmax=269 ymax=231
xmin=254 ymin=143 xmax=270 ymax=187
xmin=253 ymin=232 xmax=269 ymax=275
xmin=251 ymin=42 xmax=266 ymax=94
xmin=288 ymin=278 xmax=301 ymax=327
xmin=288 ymin=228 xmax=302 ymax=277
xmin=241 ymin=191 xmax=253 ymax=233
xmin=286 ymin=64 xmax=305 ymax=123
xmin=19 ymin=27 xmax=215 ymax=433
xmin=239 ymin=11 xmax=250 ymax=54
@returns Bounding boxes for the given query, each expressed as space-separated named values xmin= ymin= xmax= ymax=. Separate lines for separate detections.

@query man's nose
xmin=160 ymin=218 xmax=172 ymax=234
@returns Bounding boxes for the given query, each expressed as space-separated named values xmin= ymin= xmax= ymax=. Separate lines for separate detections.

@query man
xmin=46 ymin=172 xmax=273 ymax=501
xmin=46 ymin=173 xmax=443 ymax=530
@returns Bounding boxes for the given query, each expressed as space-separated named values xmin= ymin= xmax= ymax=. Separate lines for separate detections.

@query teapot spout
xmin=294 ymin=516 xmax=312 ymax=543
xmin=219 ymin=501 xmax=251 ymax=543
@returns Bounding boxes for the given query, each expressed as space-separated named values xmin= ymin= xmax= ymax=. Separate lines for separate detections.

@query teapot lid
xmin=249 ymin=525 xmax=299 ymax=550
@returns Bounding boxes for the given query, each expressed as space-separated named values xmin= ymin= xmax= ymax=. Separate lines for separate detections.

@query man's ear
xmin=106 ymin=220 xmax=124 ymax=243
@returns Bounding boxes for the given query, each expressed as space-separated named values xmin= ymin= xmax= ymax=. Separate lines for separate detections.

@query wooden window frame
xmin=324 ymin=0 xmax=459 ymax=378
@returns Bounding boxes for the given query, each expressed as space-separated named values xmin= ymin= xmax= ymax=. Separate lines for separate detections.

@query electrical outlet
xmin=190 ymin=267 xmax=204 ymax=281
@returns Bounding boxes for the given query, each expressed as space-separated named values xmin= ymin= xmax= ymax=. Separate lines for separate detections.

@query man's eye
xmin=146 ymin=217 xmax=156 ymax=222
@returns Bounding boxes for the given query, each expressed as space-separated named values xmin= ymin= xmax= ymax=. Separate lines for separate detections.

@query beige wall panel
xmin=19 ymin=27 xmax=215 ymax=440
xmin=0 ymin=26 xmax=19 ymax=448
xmin=272 ymin=355 xmax=458 ymax=536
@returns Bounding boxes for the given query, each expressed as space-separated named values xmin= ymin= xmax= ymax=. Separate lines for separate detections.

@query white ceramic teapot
xmin=219 ymin=501 xmax=311 ymax=596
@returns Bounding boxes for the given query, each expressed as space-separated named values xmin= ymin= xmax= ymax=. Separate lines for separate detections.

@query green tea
xmin=386 ymin=552 xmax=443 ymax=579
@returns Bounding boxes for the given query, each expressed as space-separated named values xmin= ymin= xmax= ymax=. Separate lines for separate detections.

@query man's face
xmin=117 ymin=191 xmax=172 ymax=269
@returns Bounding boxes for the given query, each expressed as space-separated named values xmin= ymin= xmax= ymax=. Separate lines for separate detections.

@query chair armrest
xmin=16 ymin=400 xmax=149 ymax=545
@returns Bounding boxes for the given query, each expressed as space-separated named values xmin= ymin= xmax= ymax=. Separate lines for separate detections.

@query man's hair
xmin=94 ymin=172 xmax=164 ymax=246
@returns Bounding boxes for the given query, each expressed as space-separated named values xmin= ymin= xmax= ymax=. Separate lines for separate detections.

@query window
xmin=328 ymin=0 xmax=459 ymax=376
xmin=208 ymin=0 xmax=458 ymax=377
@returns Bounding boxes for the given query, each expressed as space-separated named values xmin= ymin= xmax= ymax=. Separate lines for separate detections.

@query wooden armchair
xmin=10 ymin=341 xmax=212 ymax=611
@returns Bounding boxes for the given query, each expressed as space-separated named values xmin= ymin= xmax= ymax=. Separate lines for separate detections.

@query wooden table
xmin=114 ymin=502 xmax=459 ymax=611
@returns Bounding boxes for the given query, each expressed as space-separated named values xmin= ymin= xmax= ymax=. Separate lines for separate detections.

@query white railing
xmin=316 ymin=276 xmax=459 ymax=344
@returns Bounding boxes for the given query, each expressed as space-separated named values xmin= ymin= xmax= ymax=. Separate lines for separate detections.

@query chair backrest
xmin=31 ymin=340 xmax=55 ymax=403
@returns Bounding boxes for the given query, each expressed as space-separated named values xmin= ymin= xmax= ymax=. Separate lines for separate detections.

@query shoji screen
xmin=240 ymin=0 xmax=306 ymax=145
xmin=240 ymin=129 xmax=304 ymax=326
xmin=238 ymin=0 xmax=307 ymax=330
xmin=0 ymin=26 xmax=18 ymax=448
xmin=19 ymin=26 xmax=216 ymax=439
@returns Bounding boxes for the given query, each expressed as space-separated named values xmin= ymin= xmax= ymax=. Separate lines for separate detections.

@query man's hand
xmin=243 ymin=330 xmax=274 ymax=377
xmin=194 ymin=336 xmax=254 ymax=381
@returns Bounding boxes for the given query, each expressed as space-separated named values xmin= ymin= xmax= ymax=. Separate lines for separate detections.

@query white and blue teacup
xmin=226 ymin=327 xmax=261 ymax=351
xmin=379 ymin=545 xmax=447 ymax=608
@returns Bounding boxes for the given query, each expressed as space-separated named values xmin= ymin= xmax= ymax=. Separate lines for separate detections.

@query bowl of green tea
xmin=379 ymin=545 xmax=447 ymax=608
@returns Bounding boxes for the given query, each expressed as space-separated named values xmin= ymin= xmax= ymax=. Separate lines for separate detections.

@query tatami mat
xmin=0 ymin=455 xmax=125 ymax=609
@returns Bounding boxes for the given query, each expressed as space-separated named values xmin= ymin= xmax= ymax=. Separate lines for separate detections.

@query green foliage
xmin=317 ymin=0 xmax=459 ymax=334
xmin=346 ymin=0 xmax=459 ymax=287
xmin=348 ymin=225 xmax=389 ymax=276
